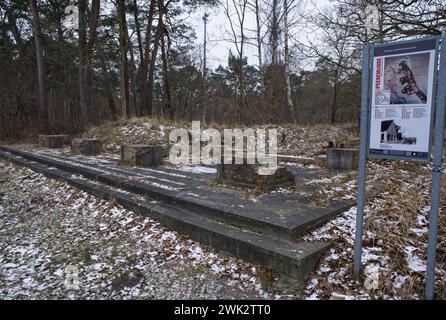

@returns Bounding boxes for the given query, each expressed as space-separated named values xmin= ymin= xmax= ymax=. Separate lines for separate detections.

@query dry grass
xmin=361 ymin=160 xmax=446 ymax=299
xmin=57 ymin=118 xmax=446 ymax=298
xmin=274 ymin=122 xmax=360 ymax=156
xmin=81 ymin=117 xmax=361 ymax=159
xmin=82 ymin=117 xmax=182 ymax=152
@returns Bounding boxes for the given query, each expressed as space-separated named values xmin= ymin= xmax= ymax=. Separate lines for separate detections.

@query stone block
xmin=39 ymin=135 xmax=71 ymax=148
xmin=121 ymin=144 xmax=163 ymax=167
xmin=71 ymin=139 xmax=102 ymax=155
xmin=216 ymin=154 xmax=293 ymax=191
xmin=161 ymin=143 xmax=172 ymax=158
xmin=326 ymin=148 xmax=359 ymax=170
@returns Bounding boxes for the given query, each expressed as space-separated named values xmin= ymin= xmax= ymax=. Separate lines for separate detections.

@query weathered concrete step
xmin=0 ymin=146 xmax=354 ymax=242
xmin=40 ymin=152 xmax=214 ymax=183
xmin=0 ymin=147 xmax=295 ymax=239
xmin=0 ymin=149 xmax=330 ymax=287
xmin=35 ymin=152 xmax=199 ymax=189
xmin=41 ymin=156 xmax=228 ymax=205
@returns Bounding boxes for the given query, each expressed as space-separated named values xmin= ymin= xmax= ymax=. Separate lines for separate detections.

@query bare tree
xmin=269 ymin=0 xmax=280 ymax=65
xmin=222 ymin=0 xmax=249 ymax=115
xmin=303 ymin=4 xmax=360 ymax=123
xmin=283 ymin=0 xmax=296 ymax=122
xmin=318 ymin=0 xmax=445 ymax=47
xmin=30 ymin=0 xmax=48 ymax=132
xmin=247 ymin=0 xmax=263 ymax=70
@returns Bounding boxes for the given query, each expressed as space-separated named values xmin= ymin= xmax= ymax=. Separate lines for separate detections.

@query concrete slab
xmin=0 ymin=148 xmax=330 ymax=285
xmin=2 ymin=146 xmax=355 ymax=242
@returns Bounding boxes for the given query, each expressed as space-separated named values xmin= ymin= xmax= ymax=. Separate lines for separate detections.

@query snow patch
xmin=179 ymin=166 xmax=217 ymax=174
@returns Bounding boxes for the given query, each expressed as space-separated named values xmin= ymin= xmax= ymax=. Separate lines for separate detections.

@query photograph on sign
xmin=369 ymin=39 xmax=437 ymax=161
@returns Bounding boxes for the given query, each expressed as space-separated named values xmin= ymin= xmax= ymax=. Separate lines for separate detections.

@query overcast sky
xmin=186 ymin=0 xmax=332 ymax=70
xmin=63 ymin=0 xmax=332 ymax=70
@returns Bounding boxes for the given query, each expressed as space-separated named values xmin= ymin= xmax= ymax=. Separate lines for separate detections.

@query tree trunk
xmin=239 ymin=32 xmax=245 ymax=110
xmin=254 ymin=0 xmax=265 ymax=95
xmin=238 ymin=1 xmax=248 ymax=117
xmin=254 ymin=0 xmax=262 ymax=70
xmin=158 ymin=0 xmax=172 ymax=119
xmin=269 ymin=0 xmax=280 ymax=117
xmin=133 ymin=0 xmax=144 ymax=116
xmin=270 ymin=0 xmax=279 ymax=65
xmin=85 ymin=0 xmax=101 ymax=121
xmin=78 ymin=0 xmax=88 ymax=128
xmin=284 ymin=0 xmax=296 ymax=123
xmin=117 ymin=0 xmax=130 ymax=118
xmin=5 ymin=8 xmax=26 ymax=58
xmin=127 ymin=30 xmax=137 ymax=118
xmin=133 ymin=0 xmax=144 ymax=67
xmin=77 ymin=0 xmax=100 ymax=129
xmin=148 ymin=6 xmax=162 ymax=118
xmin=331 ymin=69 xmax=339 ymax=124
xmin=99 ymin=56 xmax=118 ymax=120
xmin=202 ymin=14 xmax=207 ymax=123
xmin=140 ymin=0 xmax=157 ymax=116
xmin=30 ymin=0 xmax=48 ymax=132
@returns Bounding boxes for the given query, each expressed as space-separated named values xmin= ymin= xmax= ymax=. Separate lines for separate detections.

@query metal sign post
xmin=354 ymin=43 xmax=371 ymax=278
xmin=354 ymin=35 xmax=446 ymax=299
xmin=425 ymin=32 xmax=446 ymax=300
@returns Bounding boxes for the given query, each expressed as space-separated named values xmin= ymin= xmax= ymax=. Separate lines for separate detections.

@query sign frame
xmin=353 ymin=34 xmax=446 ymax=300
xmin=367 ymin=36 xmax=440 ymax=162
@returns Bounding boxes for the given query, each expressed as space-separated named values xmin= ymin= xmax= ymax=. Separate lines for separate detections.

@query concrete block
xmin=71 ymin=139 xmax=102 ymax=155
xmin=39 ymin=135 xmax=71 ymax=148
xmin=121 ymin=144 xmax=163 ymax=167
xmin=216 ymin=154 xmax=293 ymax=191
xmin=161 ymin=143 xmax=172 ymax=158
xmin=326 ymin=148 xmax=359 ymax=170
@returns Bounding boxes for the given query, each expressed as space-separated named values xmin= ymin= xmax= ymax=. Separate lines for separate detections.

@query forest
xmin=0 ymin=0 xmax=445 ymax=137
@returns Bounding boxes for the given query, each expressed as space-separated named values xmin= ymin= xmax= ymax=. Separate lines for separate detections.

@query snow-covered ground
xmin=301 ymin=161 xmax=446 ymax=300
xmin=2 ymin=120 xmax=446 ymax=299
xmin=0 ymin=161 xmax=271 ymax=299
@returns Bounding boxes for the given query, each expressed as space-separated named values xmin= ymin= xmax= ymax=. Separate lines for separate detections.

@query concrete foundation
xmin=0 ymin=145 xmax=356 ymax=288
